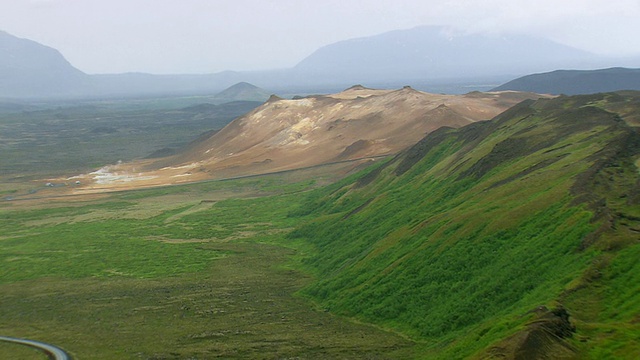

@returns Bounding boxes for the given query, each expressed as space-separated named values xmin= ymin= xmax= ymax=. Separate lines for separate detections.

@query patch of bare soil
xmin=55 ymin=87 xmax=550 ymax=194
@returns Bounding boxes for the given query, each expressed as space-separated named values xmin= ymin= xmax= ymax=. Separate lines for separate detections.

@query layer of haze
xmin=1 ymin=0 xmax=639 ymax=74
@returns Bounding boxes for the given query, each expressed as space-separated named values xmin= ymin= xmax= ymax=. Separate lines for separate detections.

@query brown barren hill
xmin=70 ymin=86 xmax=548 ymax=192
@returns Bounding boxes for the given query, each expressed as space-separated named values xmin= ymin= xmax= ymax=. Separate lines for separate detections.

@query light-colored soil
xmin=42 ymin=87 xmax=550 ymax=195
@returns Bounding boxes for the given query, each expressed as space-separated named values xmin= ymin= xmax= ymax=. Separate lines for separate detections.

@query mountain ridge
xmin=293 ymin=26 xmax=602 ymax=81
xmin=492 ymin=67 xmax=640 ymax=95
xmin=287 ymin=91 xmax=640 ymax=358
xmin=2 ymin=28 xmax=637 ymax=99
xmin=0 ymin=30 xmax=88 ymax=98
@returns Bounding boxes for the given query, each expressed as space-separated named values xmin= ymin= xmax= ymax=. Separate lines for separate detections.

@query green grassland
xmin=0 ymin=175 xmax=416 ymax=359
xmin=1 ymin=92 xmax=640 ymax=359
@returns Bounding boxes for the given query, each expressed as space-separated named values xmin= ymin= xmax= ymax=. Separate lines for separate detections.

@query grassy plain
xmin=0 ymin=172 xmax=418 ymax=359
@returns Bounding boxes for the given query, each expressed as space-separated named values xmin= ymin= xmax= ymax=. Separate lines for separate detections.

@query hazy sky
xmin=1 ymin=0 xmax=639 ymax=74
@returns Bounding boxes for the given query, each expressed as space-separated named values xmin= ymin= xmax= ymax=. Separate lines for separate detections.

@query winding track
xmin=0 ymin=336 xmax=71 ymax=360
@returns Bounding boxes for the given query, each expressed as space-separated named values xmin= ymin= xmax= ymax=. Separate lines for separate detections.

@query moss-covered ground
xmin=0 ymin=175 xmax=416 ymax=359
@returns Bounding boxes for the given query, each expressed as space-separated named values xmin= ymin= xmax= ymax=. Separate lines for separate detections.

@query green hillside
xmin=2 ymin=92 xmax=639 ymax=358
xmin=288 ymin=92 xmax=640 ymax=358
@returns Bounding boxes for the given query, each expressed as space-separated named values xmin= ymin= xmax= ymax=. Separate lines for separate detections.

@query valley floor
xmin=0 ymin=170 xmax=421 ymax=359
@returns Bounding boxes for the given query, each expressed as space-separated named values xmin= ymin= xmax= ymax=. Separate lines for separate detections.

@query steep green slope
xmin=288 ymin=92 xmax=640 ymax=358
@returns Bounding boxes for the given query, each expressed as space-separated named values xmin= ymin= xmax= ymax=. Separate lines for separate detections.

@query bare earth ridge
xmin=64 ymin=86 xmax=549 ymax=193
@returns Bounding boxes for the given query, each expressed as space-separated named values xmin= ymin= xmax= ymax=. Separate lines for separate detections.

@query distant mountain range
xmin=294 ymin=26 xmax=599 ymax=82
xmin=1 ymin=27 xmax=638 ymax=99
xmin=0 ymin=30 xmax=249 ymax=99
xmin=492 ymin=67 xmax=640 ymax=95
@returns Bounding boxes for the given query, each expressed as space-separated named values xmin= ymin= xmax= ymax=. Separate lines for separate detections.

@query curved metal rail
xmin=0 ymin=335 xmax=71 ymax=360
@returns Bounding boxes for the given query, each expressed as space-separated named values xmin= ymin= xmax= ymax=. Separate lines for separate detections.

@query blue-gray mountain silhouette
xmin=492 ymin=67 xmax=640 ymax=95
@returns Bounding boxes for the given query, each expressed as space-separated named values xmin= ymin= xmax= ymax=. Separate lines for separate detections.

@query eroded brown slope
xmin=70 ymin=86 xmax=547 ymax=192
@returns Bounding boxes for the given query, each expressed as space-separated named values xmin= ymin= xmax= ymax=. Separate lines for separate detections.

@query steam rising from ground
xmin=89 ymin=164 xmax=157 ymax=184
